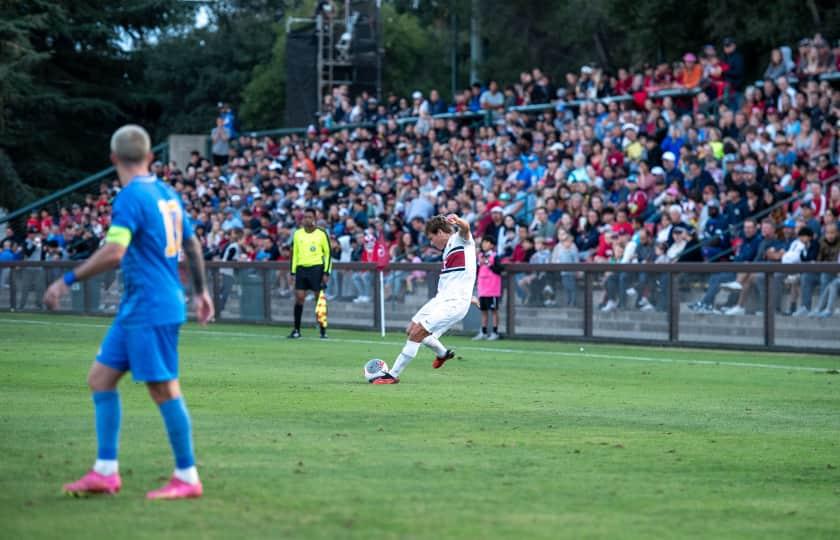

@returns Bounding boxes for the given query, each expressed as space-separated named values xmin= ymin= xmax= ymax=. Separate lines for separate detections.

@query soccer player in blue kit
xmin=43 ymin=124 xmax=215 ymax=500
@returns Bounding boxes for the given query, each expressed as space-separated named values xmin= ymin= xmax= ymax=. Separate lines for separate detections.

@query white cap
xmin=412 ymin=91 xmax=423 ymax=100
xmin=662 ymin=151 xmax=676 ymax=162
xmin=581 ymin=65 xmax=593 ymax=74
xmin=651 ymin=166 xmax=665 ymax=176
xmin=622 ymin=123 xmax=638 ymax=133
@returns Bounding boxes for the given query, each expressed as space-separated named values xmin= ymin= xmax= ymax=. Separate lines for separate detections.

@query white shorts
xmin=411 ymin=296 xmax=470 ymax=338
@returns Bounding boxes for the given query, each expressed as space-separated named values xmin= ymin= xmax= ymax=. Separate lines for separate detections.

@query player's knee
xmin=408 ymin=327 xmax=426 ymax=342
xmin=146 ymin=380 xmax=181 ymax=404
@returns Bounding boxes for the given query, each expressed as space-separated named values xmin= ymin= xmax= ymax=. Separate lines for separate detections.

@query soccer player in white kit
xmin=372 ymin=214 xmax=476 ymax=384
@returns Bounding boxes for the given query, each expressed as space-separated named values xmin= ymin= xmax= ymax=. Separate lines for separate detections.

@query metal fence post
xmin=583 ymin=272 xmax=593 ymax=338
xmin=82 ymin=277 xmax=91 ymax=314
xmin=505 ymin=270 xmax=515 ymax=338
xmin=211 ymin=268 xmax=221 ymax=318
xmin=8 ymin=266 xmax=16 ymax=311
xmin=262 ymin=268 xmax=271 ymax=322
xmin=668 ymin=271 xmax=679 ymax=342
xmin=764 ymin=271 xmax=775 ymax=347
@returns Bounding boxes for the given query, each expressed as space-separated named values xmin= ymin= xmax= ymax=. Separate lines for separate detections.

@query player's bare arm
xmin=183 ymin=235 xmax=215 ymax=325
xmin=43 ymin=242 xmax=126 ymax=310
xmin=446 ymin=214 xmax=471 ymax=240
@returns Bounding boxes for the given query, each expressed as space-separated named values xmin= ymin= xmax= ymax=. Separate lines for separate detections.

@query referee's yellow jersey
xmin=291 ymin=227 xmax=332 ymax=273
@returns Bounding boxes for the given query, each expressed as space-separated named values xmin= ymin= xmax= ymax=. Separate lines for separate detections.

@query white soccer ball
xmin=363 ymin=358 xmax=389 ymax=382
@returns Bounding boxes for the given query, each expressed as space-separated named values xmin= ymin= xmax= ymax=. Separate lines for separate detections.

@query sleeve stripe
xmin=105 ymin=225 xmax=132 ymax=247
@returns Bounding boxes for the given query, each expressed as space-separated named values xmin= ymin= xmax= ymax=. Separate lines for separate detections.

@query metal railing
xmin=2 ymin=260 xmax=838 ymax=355
xmin=0 ymin=142 xmax=170 ymax=226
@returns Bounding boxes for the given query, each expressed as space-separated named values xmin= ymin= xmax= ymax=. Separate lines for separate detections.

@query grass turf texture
xmin=1 ymin=313 xmax=839 ymax=539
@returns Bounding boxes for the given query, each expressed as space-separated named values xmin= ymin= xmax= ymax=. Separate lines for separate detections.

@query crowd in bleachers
xmin=3 ymin=34 xmax=840 ymax=316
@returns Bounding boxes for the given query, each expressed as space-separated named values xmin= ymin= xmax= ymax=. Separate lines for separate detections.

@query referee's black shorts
xmin=478 ymin=296 xmax=500 ymax=311
xmin=294 ymin=266 xmax=325 ymax=291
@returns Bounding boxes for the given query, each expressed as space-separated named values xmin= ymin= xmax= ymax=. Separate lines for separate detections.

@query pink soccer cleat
xmin=146 ymin=477 xmax=203 ymax=500
xmin=63 ymin=470 xmax=122 ymax=497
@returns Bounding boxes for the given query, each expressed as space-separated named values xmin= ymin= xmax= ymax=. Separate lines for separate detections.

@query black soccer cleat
xmin=288 ymin=329 xmax=301 ymax=339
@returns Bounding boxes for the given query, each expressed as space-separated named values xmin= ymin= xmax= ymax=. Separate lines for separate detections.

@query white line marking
xmin=0 ymin=317 xmax=836 ymax=373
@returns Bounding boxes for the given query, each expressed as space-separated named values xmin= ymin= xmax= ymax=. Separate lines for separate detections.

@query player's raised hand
xmin=195 ymin=290 xmax=215 ymax=325
xmin=43 ymin=279 xmax=69 ymax=311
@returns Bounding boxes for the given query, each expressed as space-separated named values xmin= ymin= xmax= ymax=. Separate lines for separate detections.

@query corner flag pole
xmin=379 ymin=270 xmax=385 ymax=337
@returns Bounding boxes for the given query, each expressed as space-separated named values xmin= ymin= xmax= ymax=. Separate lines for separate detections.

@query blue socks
xmin=92 ymin=391 xmax=121 ymax=460
xmin=158 ymin=397 xmax=195 ymax=469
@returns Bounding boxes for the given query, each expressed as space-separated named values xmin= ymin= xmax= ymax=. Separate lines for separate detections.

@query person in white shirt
xmin=371 ymin=215 xmax=476 ymax=384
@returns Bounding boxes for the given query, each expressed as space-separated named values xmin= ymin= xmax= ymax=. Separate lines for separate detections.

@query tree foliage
xmin=2 ymin=0 xmax=839 ymax=203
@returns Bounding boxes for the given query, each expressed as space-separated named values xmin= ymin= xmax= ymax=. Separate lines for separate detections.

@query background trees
xmin=2 ymin=0 xmax=838 ymax=208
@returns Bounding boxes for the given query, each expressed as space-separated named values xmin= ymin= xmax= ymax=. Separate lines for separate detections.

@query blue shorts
xmin=97 ymin=322 xmax=181 ymax=382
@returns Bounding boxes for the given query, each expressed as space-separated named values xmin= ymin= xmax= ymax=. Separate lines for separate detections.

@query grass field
xmin=1 ymin=313 xmax=839 ymax=539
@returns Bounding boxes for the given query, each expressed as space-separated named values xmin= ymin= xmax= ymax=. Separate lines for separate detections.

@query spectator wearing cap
xmin=723 ymin=186 xmax=748 ymax=228
xmin=661 ymin=151 xmax=684 ymax=189
xmin=622 ymin=124 xmax=643 ymax=162
xmin=679 ymin=53 xmax=702 ymax=88
xmin=722 ymin=37 xmax=745 ymax=106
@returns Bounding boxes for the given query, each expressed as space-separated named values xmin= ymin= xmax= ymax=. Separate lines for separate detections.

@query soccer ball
xmin=363 ymin=358 xmax=389 ymax=382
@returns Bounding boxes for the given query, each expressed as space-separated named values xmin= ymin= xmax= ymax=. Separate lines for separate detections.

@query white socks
xmin=421 ymin=335 xmax=447 ymax=356
xmin=174 ymin=466 xmax=200 ymax=485
xmin=93 ymin=459 xmax=118 ymax=476
xmin=92 ymin=459 xmax=199 ymax=484
xmin=390 ymin=341 xmax=421 ymax=377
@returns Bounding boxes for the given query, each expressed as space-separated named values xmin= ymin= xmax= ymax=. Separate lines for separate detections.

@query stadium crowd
xmin=3 ymin=34 xmax=840 ymax=316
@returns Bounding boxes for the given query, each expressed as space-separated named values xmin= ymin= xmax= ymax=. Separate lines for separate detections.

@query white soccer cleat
xmin=472 ymin=331 xmax=486 ymax=341
xmin=486 ymin=332 xmax=500 ymax=341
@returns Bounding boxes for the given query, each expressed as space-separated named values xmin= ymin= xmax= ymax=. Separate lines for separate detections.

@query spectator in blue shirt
xmin=661 ymin=152 xmax=685 ymax=189
xmin=691 ymin=218 xmax=761 ymax=312
xmin=427 ymin=89 xmax=448 ymax=116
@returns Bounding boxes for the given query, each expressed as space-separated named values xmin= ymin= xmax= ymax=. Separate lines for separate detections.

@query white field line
xmin=0 ymin=317 xmax=836 ymax=373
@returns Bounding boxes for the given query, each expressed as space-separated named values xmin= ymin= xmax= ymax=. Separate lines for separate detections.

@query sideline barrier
xmin=3 ymin=260 xmax=838 ymax=355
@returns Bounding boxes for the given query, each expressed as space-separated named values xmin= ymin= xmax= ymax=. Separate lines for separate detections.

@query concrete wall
xmin=167 ymin=134 xmax=208 ymax=170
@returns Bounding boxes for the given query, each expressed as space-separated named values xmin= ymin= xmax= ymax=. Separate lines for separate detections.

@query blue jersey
xmin=110 ymin=176 xmax=194 ymax=327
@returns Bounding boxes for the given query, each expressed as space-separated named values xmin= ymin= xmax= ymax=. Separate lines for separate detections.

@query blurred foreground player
xmin=43 ymin=124 xmax=214 ymax=500
xmin=371 ymin=214 xmax=476 ymax=384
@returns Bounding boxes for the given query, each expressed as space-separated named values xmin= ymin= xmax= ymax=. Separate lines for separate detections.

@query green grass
xmin=1 ymin=313 xmax=839 ymax=539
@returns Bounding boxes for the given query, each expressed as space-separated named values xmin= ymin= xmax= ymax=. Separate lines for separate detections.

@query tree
xmin=0 ymin=0 xmax=193 ymax=194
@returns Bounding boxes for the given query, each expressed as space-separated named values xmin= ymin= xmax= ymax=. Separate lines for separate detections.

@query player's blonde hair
xmin=110 ymin=124 xmax=151 ymax=164
xmin=425 ymin=215 xmax=452 ymax=236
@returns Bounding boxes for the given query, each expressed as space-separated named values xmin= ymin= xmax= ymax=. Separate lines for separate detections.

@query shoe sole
xmin=147 ymin=492 xmax=203 ymax=500
xmin=64 ymin=488 xmax=119 ymax=497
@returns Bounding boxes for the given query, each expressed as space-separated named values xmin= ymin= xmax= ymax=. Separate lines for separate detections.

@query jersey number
xmin=157 ymin=200 xmax=183 ymax=257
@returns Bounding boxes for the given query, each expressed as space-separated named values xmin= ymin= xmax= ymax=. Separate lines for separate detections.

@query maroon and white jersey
xmin=436 ymin=231 xmax=476 ymax=302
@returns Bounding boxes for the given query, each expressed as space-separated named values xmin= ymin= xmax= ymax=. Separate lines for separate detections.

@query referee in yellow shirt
xmin=289 ymin=208 xmax=332 ymax=339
